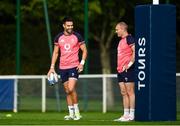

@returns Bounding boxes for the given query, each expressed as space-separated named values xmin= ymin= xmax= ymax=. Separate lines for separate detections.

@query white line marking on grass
xmin=88 ymin=120 xmax=114 ymax=122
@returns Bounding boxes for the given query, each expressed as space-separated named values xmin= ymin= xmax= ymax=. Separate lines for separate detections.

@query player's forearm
xmin=127 ymin=45 xmax=135 ymax=68
xmin=81 ymin=47 xmax=87 ymax=62
xmin=50 ymin=52 xmax=59 ymax=69
xmin=130 ymin=45 xmax=135 ymax=63
xmin=80 ymin=44 xmax=88 ymax=65
xmin=131 ymin=52 xmax=135 ymax=63
xmin=80 ymin=52 xmax=87 ymax=66
xmin=82 ymin=50 xmax=87 ymax=61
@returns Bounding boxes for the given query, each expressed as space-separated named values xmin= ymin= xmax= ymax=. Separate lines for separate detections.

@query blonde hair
xmin=117 ymin=22 xmax=128 ymax=31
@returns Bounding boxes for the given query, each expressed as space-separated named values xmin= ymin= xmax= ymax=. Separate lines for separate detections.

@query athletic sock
xmin=124 ymin=108 xmax=129 ymax=116
xmin=68 ymin=106 xmax=74 ymax=117
xmin=74 ymin=103 xmax=80 ymax=116
xmin=129 ymin=108 xmax=135 ymax=117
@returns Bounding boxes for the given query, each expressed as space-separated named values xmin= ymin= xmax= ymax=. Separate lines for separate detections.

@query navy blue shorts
xmin=59 ymin=67 xmax=79 ymax=83
xmin=117 ymin=64 xmax=135 ymax=83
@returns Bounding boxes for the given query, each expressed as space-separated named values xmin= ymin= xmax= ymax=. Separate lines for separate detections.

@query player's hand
xmin=47 ymin=68 xmax=56 ymax=77
xmin=126 ymin=61 xmax=134 ymax=70
xmin=122 ymin=66 xmax=128 ymax=72
xmin=77 ymin=64 xmax=84 ymax=73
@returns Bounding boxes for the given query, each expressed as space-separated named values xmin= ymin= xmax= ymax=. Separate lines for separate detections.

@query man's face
xmin=63 ymin=21 xmax=73 ymax=34
xmin=115 ymin=24 xmax=124 ymax=37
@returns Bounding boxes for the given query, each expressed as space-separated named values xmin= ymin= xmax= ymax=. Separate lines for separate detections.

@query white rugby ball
xmin=48 ymin=72 xmax=58 ymax=85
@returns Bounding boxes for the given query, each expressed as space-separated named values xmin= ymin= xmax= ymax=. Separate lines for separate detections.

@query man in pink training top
xmin=47 ymin=16 xmax=87 ymax=120
xmin=114 ymin=22 xmax=135 ymax=122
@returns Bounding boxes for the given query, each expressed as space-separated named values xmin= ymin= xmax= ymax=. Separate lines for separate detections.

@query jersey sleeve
xmin=74 ymin=32 xmax=85 ymax=45
xmin=54 ymin=32 xmax=63 ymax=45
xmin=126 ymin=35 xmax=135 ymax=46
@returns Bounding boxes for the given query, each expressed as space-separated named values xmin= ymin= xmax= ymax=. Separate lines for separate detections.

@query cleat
xmin=128 ymin=115 xmax=134 ymax=121
xmin=114 ymin=118 xmax=121 ymax=122
xmin=73 ymin=114 xmax=82 ymax=120
xmin=64 ymin=115 xmax=74 ymax=120
xmin=114 ymin=115 xmax=130 ymax=122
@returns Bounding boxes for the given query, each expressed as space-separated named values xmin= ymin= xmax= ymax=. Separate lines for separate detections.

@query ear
xmin=63 ymin=24 xmax=65 ymax=28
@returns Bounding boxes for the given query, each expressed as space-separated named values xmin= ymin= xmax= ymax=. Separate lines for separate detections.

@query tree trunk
xmin=100 ymin=47 xmax=115 ymax=108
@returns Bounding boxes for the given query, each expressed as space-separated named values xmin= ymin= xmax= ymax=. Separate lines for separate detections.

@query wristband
xmin=80 ymin=60 xmax=85 ymax=65
xmin=50 ymin=64 xmax=54 ymax=69
xmin=128 ymin=61 xmax=133 ymax=68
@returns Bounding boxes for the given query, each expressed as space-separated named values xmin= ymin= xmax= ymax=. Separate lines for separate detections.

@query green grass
xmin=18 ymin=96 xmax=121 ymax=111
xmin=4 ymin=96 xmax=180 ymax=125
xmin=0 ymin=112 xmax=180 ymax=125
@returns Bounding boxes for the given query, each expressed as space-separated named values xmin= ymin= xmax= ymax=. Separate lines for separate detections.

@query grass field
xmin=0 ymin=112 xmax=180 ymax=125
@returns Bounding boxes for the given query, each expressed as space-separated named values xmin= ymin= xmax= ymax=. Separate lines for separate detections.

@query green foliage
xmin=89 ymin=1 xmax=102 ymax=14
xmin=0 ymin=25 xmax=16 ymax=74
xmin=0 ymin=1 xmax=15 ymax=17
xmin=0 ymin=0 xmax=179 ymax=74
xmin=21 ymin=0 xmax=84 ymax=27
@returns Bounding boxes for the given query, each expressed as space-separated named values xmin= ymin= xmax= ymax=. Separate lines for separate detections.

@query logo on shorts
xmin=72 ymin=73 xmax=75 ymax=76
xmin=125 ymin=77 xmax=128 ymax=82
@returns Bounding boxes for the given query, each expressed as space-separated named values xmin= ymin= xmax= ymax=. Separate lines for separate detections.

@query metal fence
xmin=0 ymin=74 xmax=179 ymax=113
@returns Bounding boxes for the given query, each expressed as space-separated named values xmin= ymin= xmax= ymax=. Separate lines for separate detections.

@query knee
xmin=64 ymin=82 xmax=76 ymax=94
xmin=64 ymin=85 xmax=70 ymax=94
xmin=65 ymin=87 xmax=74 ymax=94
xmin=64 ymin=89 xmax=70 ymax=94
xmin=121 ymin=90 xmax=128 ymax=96
xmin=127 ymin=90 xmax=135 ymax=97
xmin=68 ymin=88 xmax=74 ymax=94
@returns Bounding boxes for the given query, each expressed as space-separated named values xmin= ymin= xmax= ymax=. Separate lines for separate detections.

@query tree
xmin=88 ymin=0 xmax=127 ymax=108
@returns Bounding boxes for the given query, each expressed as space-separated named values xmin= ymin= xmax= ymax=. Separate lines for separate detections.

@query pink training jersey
xmin=54 ymin=32 xmax=85 ymax=69
xmin=117 ymin=35 xmax=135 ymax=73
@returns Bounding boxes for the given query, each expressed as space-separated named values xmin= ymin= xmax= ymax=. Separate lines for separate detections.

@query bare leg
xmin=126 ymin=82 xmax=135 ymax=109
xmin=64 ymin=81 xmax=73 ymax=106
xmin=68 ymin=78 xmax=78 ymax=104
xmin=68 ymin=78 xmax=81 ymax=120
xmin=119 ymin=82 xmax=130 ymax=110
xmin=126 ymin=82 xmax=135 ymax=120
xmin=64 ymin=81 xmax=74 ymax=118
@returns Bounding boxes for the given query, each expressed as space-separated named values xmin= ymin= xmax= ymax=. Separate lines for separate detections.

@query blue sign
xmin=0 ymin=79 xmax=14 ymax=110
xmin=135 ymin=4 xmax=176 ymax=121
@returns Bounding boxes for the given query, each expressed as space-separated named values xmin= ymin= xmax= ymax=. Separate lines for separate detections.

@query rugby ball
xmin=47 ymin=72 xmax=58 ymax=86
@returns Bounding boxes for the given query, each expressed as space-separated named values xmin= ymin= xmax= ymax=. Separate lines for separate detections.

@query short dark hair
xmin=62 ymin=16 xmax=73 ymax=24
xmin=117 ymin=21 xmax=128 ymax=31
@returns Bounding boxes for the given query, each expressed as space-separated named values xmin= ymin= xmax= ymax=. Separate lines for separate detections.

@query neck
xmin=64 ymin=31 xmax=72 ymax=36
xmin=121 ymin=32 xmax=128 ymax=38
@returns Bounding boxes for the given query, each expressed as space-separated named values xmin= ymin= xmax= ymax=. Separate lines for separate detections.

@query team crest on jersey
xmin=59 ymin=39 xmax=65 ymax=43
xmin=64 ymin=43 xmax=71 ymax=52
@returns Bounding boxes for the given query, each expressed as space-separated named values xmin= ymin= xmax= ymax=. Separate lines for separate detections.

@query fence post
xmin=102 ymin=75 xmax=107 ymax=113
xmin=13 ymin=77 xmax=18 ymax=113
xmin=42 ymin=77 xmax=46 ymax=112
